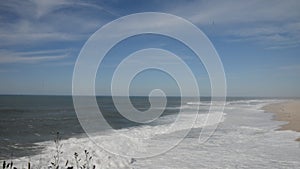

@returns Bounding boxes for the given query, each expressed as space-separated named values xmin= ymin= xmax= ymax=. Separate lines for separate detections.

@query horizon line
xmin=0 ymin=94 xmax=299 ymax=99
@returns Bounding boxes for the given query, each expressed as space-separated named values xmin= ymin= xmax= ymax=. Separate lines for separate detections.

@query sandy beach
xmin=263 ymin=100 xmax=300 ymax=141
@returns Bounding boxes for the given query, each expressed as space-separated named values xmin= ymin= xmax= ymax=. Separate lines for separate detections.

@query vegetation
xmin=1 ymin=132 xmax=135 ymax=169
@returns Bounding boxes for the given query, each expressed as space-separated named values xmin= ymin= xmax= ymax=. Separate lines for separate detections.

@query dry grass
xmin=1 ymin=132 xmax=135 ymax=169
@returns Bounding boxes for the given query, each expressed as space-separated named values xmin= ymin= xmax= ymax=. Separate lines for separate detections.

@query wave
xmin=10 ymin=110 xmax=224 ymax=168
xmin=7 ymin=99 xmax=300 ymax=169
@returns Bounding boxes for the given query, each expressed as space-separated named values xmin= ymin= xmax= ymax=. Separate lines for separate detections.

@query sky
xmin=0 ymin=0 xmax=300 ymax=97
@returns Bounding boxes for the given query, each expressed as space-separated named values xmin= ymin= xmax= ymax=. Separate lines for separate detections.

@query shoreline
xmin=262 ymin=100 xmax=300 ymax=141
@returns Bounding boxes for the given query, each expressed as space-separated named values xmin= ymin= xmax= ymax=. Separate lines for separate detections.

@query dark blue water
xmin=0 ymin=95 xmax=185 ymax=159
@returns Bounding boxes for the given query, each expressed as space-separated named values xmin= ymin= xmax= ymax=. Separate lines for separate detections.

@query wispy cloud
xmin=0 ymin=0 xmax=114 ymax=47
xmin=223 ymin=21 xmax=300 ymax=48
xmin=279 ymin=64 xmax=300 ymax=71
xmin=0 ymin=49 xmax=70 ymax=64
xmin=171 ymin=0 xmax=300 ymax=25
xmin=169 ymin=0 xmax=300 ymax=49
xmin=0 ymin=32 xmax=88 ymax=46
xmin=3 ymin=0 xmax=299 ymax=50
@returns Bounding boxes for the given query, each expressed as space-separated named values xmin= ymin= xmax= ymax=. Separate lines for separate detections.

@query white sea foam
xmin=9 ymin=99 xmax=300 ymax=168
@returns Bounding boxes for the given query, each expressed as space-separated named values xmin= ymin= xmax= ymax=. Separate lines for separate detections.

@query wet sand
xmin=263 ymin=100 xmax=300 ymax=141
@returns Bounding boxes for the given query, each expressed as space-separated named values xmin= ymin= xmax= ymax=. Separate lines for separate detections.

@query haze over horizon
xmin=1 ymin=0 xmax=300 ymax=97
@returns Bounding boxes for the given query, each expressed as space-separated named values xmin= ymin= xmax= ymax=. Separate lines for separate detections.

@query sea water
xmin=0 ymin=96 xmax=299 ymax=168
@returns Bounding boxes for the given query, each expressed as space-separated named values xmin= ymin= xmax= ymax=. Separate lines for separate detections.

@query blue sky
xmin=0 ymin=0 xmax=300 ymax=97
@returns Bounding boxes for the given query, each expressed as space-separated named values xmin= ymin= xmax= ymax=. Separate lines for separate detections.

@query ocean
xmin=0 ymin=96 xmax=300 ymax=168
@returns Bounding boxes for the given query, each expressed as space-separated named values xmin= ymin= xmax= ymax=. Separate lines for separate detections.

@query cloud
xmin=1 ymin=0 xmax=113 ymax=19
xmin=0 ymin=0 xmax=114 ymax=47
xmin=0 ymin=32 xmax=88 ymax=46
xmin=0 ymin=49 xmax=70 ymax=64
xmin=2 ymin=0 xmax=300 ymax=50
xmin=171 ymin=0 xmax=300 ymax=25
xmin=279 ymin=64 xmax=300 ymax=71
xmin=169 ymin=0 xmax=300 ymax=49
xmin=30 ymin=0 xmax=116 ymax=18
xmin=222 ymin=21 xmax=300 ymax=48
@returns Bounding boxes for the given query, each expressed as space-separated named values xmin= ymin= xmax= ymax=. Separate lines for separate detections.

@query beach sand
xmin=263 ymin=100 xmax=300 ymax=141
